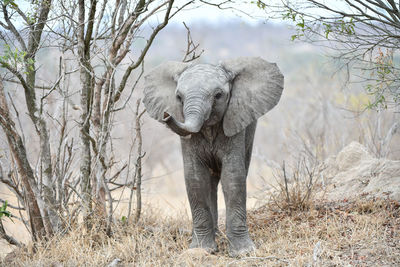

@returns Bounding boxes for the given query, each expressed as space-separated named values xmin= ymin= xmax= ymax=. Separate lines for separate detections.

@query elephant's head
xmin=143 ymin=57 xmax=284 ymax=137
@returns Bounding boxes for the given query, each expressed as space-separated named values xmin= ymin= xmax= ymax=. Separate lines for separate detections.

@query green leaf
xmin=0 ymin=200 xmax=12 ymax=220
xmin=256 ymin=1 xmax=266 ymax=9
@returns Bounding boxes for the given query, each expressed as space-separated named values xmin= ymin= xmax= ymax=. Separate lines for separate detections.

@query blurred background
xmin=1 ymin=0 xmax=399 ymax=256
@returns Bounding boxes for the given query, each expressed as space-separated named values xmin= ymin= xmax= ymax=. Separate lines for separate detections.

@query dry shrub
xmin=269 ymin=158 xmax=321 ymax=213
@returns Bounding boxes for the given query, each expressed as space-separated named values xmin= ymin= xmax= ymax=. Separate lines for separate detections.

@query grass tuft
xmin=269 ymin=159 xmax=321 ymax=213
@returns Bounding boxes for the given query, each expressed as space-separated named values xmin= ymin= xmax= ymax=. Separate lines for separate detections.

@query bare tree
xmin=0 ymin=0 xmax=63 ymax=239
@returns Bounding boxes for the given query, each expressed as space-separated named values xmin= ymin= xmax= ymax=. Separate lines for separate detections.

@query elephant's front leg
xmin=221 ymin=144 xmax=255 ymax=257
xmin=182 ymin=144 xmax=217 ymax=252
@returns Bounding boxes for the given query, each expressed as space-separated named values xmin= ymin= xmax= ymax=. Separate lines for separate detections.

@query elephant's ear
xmin=143 ymin=61 xmax=189 ymax=122
xmin=221 ymin=57 xmax=284 ymax=137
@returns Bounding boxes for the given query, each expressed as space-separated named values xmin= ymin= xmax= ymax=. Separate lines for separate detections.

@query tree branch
xmin=1 ymin=4 xmax=27 ymax=52
xmin=0 ymin=220 xmax=21 ymax=247
xmin=115 ymin=0 xmax=175 ymax=101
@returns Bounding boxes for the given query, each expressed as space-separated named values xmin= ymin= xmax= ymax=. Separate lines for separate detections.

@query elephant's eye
xmin=215 ymin=92 xmax=222 ymax=100
xmin=176 ymin=95 xmax=182 ymax=103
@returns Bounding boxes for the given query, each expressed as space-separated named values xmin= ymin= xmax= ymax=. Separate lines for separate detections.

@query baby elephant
xmin=143 ymin=57 xmax=284 ymax=257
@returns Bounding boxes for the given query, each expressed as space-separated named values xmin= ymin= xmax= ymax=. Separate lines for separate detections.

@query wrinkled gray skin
xmin=143 ymin=57 xmax=284 ymax=257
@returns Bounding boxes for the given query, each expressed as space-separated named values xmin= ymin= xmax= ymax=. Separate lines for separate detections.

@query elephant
xmin=143 ymin=57 xmax=284 ymax=257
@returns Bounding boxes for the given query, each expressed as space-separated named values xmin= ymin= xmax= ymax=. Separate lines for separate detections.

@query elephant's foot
xmin=227 ymin=234 xmax=256 ymax=257
xmin=189 ymin=234 xmax=218 ymax=254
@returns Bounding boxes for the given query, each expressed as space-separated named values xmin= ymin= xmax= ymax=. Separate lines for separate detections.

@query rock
xmin=335 ymin=142 xmax=373 ymax=172
xmin=106 ymin=258 xmax=123 ymax=267
xmin=321 ymin=142 xmax=400 ymax=201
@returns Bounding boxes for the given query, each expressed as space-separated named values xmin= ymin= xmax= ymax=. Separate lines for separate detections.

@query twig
xmin=0 ymin=220 xmax=21 ymax=247
xmin=282 ymin=161 xmax=290 ymax=204
xmin=127 ymin=134 xmax=136 ymax=221
xmin=0 ymin=198 xmax=25 ymax=211
xmin=199 ymin=0 xmax=234 ymax=10
xmin=8 ymin=92 xmax=27 ymax=145
xmin=3 ymin=78 xmax=52 ymax=90
xmin=134 ymin=99 xmax=144 ymax=224
xmin=182 ymin=22 xmax=204 ymax=63
xmin=106 ymin=164 xmax=128 ymax=183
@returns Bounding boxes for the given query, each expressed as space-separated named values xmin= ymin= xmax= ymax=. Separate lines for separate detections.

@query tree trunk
xmin=0 ymin=80 xmax=47 ymax=240
xmin=78 ymin=64 xmax=94 ymax=227
xmin=77 ymin=0 xmax=96 ymax=227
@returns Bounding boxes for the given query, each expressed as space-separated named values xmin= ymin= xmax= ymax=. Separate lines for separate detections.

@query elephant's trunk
xmin=163 ymin=105 xmax=207 ymax=136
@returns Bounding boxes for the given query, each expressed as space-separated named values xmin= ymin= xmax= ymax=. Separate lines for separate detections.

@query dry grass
xmin=249 ymin=197 xmax=400 ymax=266
xmin=269 ymin=159 xmax=321 ymax=213
xmin=1 ymin=197 xmax=399 ymax=267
